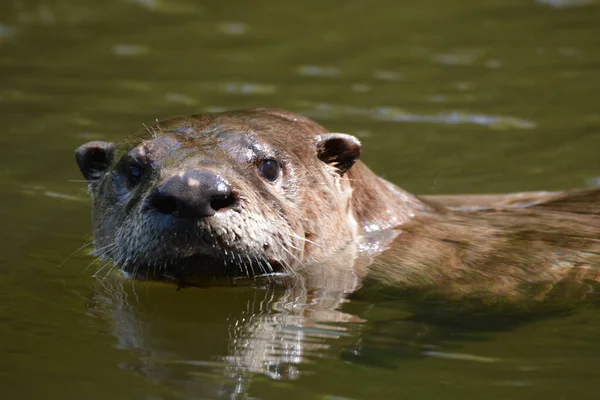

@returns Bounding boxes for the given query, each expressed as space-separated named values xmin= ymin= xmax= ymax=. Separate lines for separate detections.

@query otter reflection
xmin=90 ymin=265 xmax=367 ymax=398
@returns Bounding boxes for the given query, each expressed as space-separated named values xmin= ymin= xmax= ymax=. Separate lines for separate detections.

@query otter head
xmin=75 ymin=109 xmax=364 ymax=281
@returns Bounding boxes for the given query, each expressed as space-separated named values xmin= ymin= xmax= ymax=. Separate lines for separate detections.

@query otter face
xmin=75 ymin=109 xmax=362 ymax=281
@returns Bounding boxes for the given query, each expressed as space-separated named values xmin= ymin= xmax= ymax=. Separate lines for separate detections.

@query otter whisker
xmin=290 ymin=232 xmax=322 ymax=248
xmin=82 ymin=243 xmax=117 ymax=274
xmin=277 ymin=257 xmax=298 ymax=280
xmin=90 ymin=242 xmax=117 ymax=260
xmin=255 ymin=259 xmax=269 ymax=281
xmin=283 ymin=241 xmax=303 ymax=252
xmin=255 ymin=257 xmax=269 ymax=274
xmin=248 ymin=256 xmax=257 ymax=278
xmin=144 ymin=260 xmax=151 ymax=282
xmin=92 ymin=260 xmax=114 ymax=278
xmin=61 ymin=240 xmax=95 ymax=268
xmin=82 ymin=256 xmax=103 ymax=274
xmin=246 ymin=255 xmax=258 ymax=279
xmin=151 ymin=258 xmax=159 ymax=281
xmin=102 ymin=260 xmax=122 ymax=279
xmin=142 ymin=123 xmax=157 ymax=139
xmin=262 ymin=258 xmax=276 ymax=275
xmin=112 ymin=256 xmax=132 ymax=279
xmin=130 ymin=252 xmax=142 ymax=280
xmin=278 ymin=241 xmax=305 ymax=273
xmin=237 ymin=253 xmax=251 ymax=278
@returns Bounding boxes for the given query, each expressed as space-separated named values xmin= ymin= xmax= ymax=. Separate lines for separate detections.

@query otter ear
xmin=75 ymin=141 xmax=116 ymax=182
xmin=315 ymin=133 xmax=361 ymax=175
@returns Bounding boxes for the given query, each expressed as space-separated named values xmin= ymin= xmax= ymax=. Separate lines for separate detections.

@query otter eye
xmin=259 ymin=159 xmax=281 ymax=182
xmin=125 ymin=162 xmax=144 ymax=187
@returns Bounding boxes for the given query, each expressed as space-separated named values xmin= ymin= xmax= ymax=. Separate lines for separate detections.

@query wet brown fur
xmin=370 ymin=195 xmax=600 ymax=308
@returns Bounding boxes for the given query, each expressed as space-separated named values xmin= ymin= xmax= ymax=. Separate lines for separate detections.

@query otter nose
xmin=148 ymin=169 xmax=236 ymax=218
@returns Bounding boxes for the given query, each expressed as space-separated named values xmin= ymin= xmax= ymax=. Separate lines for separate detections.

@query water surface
xmin=2 ymin=0 xmax=600 ymax=399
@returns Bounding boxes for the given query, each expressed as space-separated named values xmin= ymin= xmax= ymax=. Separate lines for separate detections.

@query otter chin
xmin=76 ymin=108 xmax=600 ymax=305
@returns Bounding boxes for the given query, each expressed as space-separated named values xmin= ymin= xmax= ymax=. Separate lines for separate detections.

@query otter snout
xmin=147 ymin=169 xmax=236 ymax=218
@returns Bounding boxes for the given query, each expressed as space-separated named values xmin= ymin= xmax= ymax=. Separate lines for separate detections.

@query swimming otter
xmin=75 ymin=108 xmax=600 ymax=306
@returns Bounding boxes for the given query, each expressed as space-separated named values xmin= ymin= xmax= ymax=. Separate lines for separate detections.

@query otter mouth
xmin=119 ymin=252 xmax=288 ymax=284
xmin=110 ymin=206 xmax=295 ymax=283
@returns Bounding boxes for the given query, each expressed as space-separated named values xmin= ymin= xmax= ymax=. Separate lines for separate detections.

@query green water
xmin=2 ymin=0 xmax=600 ymax=399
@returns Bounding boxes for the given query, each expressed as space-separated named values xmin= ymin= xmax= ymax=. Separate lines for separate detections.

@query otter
xmin=75 ymin=108 xmax=600 ymax=308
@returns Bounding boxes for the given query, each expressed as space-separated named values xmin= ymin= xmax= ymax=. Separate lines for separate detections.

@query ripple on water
xmin=373 ymin=70 xmax=404 ymax=81
xmin=296 ymin=65 xmax=341 ymax=77
xmin=165 ymin=93 xmax=197 ymax=106
xmin=432 ymin=52 xmax=481 ymax=66
xmin=351 ymin=83 xmax=372 ymax=93
xmin=586 ymin=177 xmax=600 ymax=187
xmin=0 ymin=24 xmax=16 ymax=39
xmin=298 ymin=103 xmax=537 ymax=130
xmin=112 ymin=44 xmax=150 ymax=57
xmin=221 ymin=82 xmax=278 ymax=95
xmin=128 ymin=0 xmax=203 ymax=14
xmin=218 ymin=22 xmax=248 ymax=36
xmin=536 ymin=0 xmax=596 ymax=7
xmin=423 ymin=350 xmax=499 ymax=363
xmin=21 ymin=185 xmax=89 ymax=203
